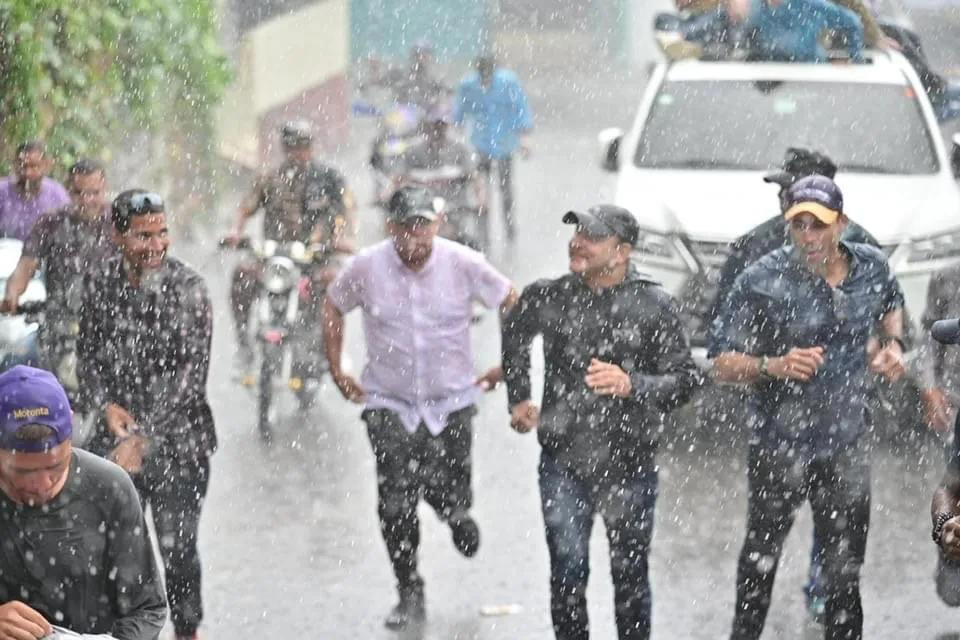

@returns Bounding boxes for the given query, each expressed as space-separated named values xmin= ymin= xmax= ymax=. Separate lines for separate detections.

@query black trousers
xmin=135 ymin=456 xmax=210 ymax=637
xmin=363 ymin=406 xmax=474 ymax=595
xmin=477 ymin=153 xmax=515 ymax=240
xmin=731 ymin=439 xmax=870 ymax=640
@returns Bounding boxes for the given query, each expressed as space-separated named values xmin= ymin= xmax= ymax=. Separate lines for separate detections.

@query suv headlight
xmin=632 ymin=229 xmax=694 ymax=271
xmin=907 ymin=228 xmax=960 ymax=263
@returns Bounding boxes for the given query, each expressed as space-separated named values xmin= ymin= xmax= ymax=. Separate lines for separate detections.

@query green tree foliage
xmin=0 ymin=0 xmax=229 ymax=177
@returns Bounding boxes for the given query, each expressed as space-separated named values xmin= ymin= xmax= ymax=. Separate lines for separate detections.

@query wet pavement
xmin=178 ymin=10 xmax=960 ymax=638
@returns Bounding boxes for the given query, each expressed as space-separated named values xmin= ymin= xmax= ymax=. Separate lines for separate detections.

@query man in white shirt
xmin=324 ymin=186 xmax=518 ymax=630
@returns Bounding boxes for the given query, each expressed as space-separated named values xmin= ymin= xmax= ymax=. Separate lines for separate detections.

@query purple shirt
xmin=0 ymin=176 xmax=70 ymax=240
xmin=328 ymin=237 xmax=512 ymax=434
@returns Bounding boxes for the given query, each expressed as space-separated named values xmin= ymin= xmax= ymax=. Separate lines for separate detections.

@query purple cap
xmin=0 ymin=365 xmax=73 ymax=453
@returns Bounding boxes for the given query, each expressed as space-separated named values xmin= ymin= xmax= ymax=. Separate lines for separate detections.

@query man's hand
xmin=921 ymin=388 xmax=954 ymax=434
xmin=104 ymin=403 xmax=137 ymax=439
xmin=767 ymin=347 xmax=825 ymax=382
xmin=332 ymin=371 xmax=366 ymax=404
xmin=518 ymin=137 xmax=532 ymax=160
xmin=585 ymin=358 xmax=632 ymax=398
xmin=109 ymin=435 xmax=150 ymax=475
xmin=0 ymin=601 xmax=52 ymax=640
xmin=510 ymin=400 xmax=540 ymax=433
xmin=0 ymin=295 xmax=17 ymax=315
xmin=869 ymin=340 xmax=905 ymax=382
xmin=475 ymin=366 xmax=503 ymax=392
xmin=941 ymin=516 xmax=960 ymax=562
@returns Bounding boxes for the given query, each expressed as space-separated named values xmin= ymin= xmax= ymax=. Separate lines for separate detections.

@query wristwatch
xmin=758 ymin=356 xmax=772 ymax=379
xmin=933 ymin=512 xmax=955 ymax=545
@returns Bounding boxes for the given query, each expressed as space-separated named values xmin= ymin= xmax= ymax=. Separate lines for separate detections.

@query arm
xmin=831 ymin=0 xmax=883 ymax=47
xmin=227 ymin=178 xmax=265 ymax=240
xmin=933 ymin=455 xmax=960 ymax=561
xmin=323 ymin=296 xmax=365 ymax=403
xmin=502 ymin=284 xmax=545 ymax=408
xmin=107 ymin=477 xmax=167 ymax=640
xmin=147 ymin=278 xmax=213 ymax=437
xmin=817 ymin=0 xmax=866 ymax=60
xmin=628 ymin=298 xmax=701 ymax=411
xmin=77 ymin=273 xmax=112 ymax=414
xmin=0 ymin=256 xmax=38 ymax=312
xmin=910 ymin=269 xmax=956 ymax=432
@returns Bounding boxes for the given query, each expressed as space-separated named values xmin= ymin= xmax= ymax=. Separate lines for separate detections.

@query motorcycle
xmin=16 ymin=300 xmax=97 ymax=447
xmin=224 ymin=237 xmax=345 ymax=442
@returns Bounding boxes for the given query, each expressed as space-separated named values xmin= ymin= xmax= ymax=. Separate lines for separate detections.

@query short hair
xmin=68 ymin=158 xmax=105 ymax=181
xmin=11 ymin=423 xmax=58 ymax=443
xmin=15 ymin=140 xmax=45 ymax=157
xmin=112 ymin=189 xmax=165 ymax=233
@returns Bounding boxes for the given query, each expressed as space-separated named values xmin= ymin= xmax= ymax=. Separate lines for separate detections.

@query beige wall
xmin=217 ymin=0 xmax=349 ymax=168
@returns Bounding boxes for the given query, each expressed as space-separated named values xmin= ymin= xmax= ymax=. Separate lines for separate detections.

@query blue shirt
xmin=454 ymin=69 xmax=533 ymax=159
xmin=709 ymin=242 xmax=903 ymax=451
xmin=745 ymin=0 xmax=865 ymax=63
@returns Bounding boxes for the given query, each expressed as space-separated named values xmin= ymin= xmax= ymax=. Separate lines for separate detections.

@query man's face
xmin=15 ymin=151 xmax=47 ymax=188
xmin=568 ymin=228 xmax=628 ymax=277
xmin=69 ymin=171 xmax=107 ymax=217
xmin=424 ymin=121 xmax=447 ymax=142
xmin=117 ymin=213 xmax=170 ymax=273
xmin=0 ymin=441 xmax=72 ymax=506
xmin=787 ymin=212 xmax=846 ymax=269
xmin=389 ymin=218 xmax=440 ymax=266
xmin=478 ymin=63 xmax=494 ymax=87
xmin=284 ymin=144 xmax=312 ymax=167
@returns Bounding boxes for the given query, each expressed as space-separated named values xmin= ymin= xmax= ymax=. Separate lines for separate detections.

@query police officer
xmin=225 ymin=120 xmax=355 ymax=365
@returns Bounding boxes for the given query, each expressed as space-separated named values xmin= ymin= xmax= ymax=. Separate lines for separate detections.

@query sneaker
xmin=449 ymin=513 xmax=480 ymax=558
xmin=384 ymin=588 xmax=425 ymax=630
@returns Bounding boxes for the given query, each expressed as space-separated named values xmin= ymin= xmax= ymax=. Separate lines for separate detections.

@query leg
xmin=804 ymin=531 xmax=826 ymax=621
xmin=539 ymin=453 xmax=595 ymax=640
xmin=476 ymin=155 xmax=493 ymax=249
xmin=363 ymin=410 xmax=425 ymax=600
xmin=498 ymin=155 xmax=515 ymax=240
xmin=730 ymin=442 xmax=807 ymax=640
xmin=936 ymin=551 xmax=960 ymax=607
xmin=143 ymin=457 xmax=210 ymax=638
xmin=809 ymin=445 xmax=871 ymax=640
xmin=229 ymin=260 xmax=260 ymax=352
xmin=602 ymin=464 xmax=658 ymax=640
xmin=422 ymin=406 xmax=479 ymax=556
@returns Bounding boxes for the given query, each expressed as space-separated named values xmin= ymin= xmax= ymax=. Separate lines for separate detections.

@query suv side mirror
xmin=598 ymin=127 xmax=624 ymax=173
xmin=952 ymin=133 xmax=960 ymax=179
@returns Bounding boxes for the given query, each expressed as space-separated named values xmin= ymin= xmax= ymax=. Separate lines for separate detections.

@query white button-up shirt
xmin=328 ymin=237 xmax=512 ymax=434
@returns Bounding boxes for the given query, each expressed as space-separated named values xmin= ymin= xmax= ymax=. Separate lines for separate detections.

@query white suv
xmin=600 ymin=50 xmax=960 ymax=353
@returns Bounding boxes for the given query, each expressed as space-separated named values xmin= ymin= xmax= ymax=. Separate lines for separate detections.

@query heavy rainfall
xmin=0 ymin=1 xmax=959 ymax=639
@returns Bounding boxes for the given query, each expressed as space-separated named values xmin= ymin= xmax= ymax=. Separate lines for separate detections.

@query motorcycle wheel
xmin=258 ymin=344 xmax=276 ymax=443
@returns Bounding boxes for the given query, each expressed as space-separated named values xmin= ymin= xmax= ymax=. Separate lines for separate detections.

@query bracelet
xmin=933 ymin=512 xmax=955 ymax=544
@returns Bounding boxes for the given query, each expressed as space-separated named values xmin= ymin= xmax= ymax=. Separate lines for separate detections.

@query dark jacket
xmin=0 ymin=449 xmax=166 ymax=640
xmin=502 ymin=268 xmax=700 ymax=481
xmin=78 ymin=256 xmax=215 ymax=462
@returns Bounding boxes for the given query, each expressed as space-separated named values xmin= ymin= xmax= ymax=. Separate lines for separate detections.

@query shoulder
xmin=739 ymin=246 xmax=792 ymax=285
xmin=42 ymin=177 xmax=68 ymax=197
xmin=32 ymin=207 xmax=70 ymax=231
xmin=72 ymin=449 xmax=140 ymax=506
xmin=521 ymin=274 xmax=569 ymax=299
xmin=846 ymin=241 xmax=890 ymax=273
xmin=343 ymin=240 xmax=391 ymax=272
xmin=459 ymin=72 xmax=480 ymax=88
xmin=495 ymin=69 xmax=521 ymax=85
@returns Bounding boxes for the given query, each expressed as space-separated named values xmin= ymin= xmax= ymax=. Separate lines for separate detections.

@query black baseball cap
xmin=563 ymin=205 xmax=640 ymax=246
xmin=387 ymin=186 xmax=443 ymax=224
xmin=763 ymin=147 xmax=838 ymax=189
xmin=783 ymin=174 xmax=844 ymax=225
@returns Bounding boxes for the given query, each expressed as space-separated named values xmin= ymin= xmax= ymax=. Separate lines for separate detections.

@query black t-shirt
xmin=0 ymin=449 xmax=166 ymax=639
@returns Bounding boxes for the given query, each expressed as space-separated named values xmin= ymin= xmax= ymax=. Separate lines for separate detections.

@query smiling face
xmin=0 ymin=440 xmax=72 ymax=506
xmin=568 ymin=227 xmax=630 ymax=279
xmin=117 ymin=212 xmax=170 ymax=274
xmin=787 ymin=211 xmax=847 ymax=270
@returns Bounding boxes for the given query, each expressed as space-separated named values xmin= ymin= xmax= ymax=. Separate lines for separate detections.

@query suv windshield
xmin=635 ymin=79 xmax=939 ymax=174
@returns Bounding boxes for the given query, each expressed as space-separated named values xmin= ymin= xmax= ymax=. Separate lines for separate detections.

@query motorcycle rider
xmin=395 ymin=104 xmax=485 ymax=247
xmin=224 ymin=120 xmax=355 ymax=368
xmin=1 ymin=159 xmax=118 ymax=381
xmin=360 ymin=43 xmax=450 ymax=110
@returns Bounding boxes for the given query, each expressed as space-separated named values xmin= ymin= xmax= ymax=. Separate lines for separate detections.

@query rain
xmin=0 ymin=1 xmax=959 ymax=639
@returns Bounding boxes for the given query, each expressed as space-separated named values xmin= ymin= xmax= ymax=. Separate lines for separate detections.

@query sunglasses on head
xmin=128 ymin=192 xmax=165 ymax=215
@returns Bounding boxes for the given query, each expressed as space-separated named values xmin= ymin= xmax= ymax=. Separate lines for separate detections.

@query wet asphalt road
xmin=177 ymin=9 xmax=960 ymax=639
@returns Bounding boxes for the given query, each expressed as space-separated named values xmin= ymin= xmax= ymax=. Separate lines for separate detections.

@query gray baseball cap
xmin=563 ymin=204 xmax=640 ymax=246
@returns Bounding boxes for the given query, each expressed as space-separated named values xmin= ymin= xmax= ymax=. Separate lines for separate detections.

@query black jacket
xmin=502 ymin=268 xmax=700 ymax=480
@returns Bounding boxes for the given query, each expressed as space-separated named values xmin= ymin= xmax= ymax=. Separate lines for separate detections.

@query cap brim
xmin=784 ymin=202 xmax=840 ymax=225
xmin=563 ymin=210 xmax=614 ymax=238
xmin=395 ymin=209 xmax=439 ymax=224
xmin=763 ymin=171 xmax=794 ymax=188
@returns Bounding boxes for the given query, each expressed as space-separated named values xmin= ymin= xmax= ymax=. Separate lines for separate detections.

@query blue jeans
xmin=538 ymin=452 xmax=658 ymax=640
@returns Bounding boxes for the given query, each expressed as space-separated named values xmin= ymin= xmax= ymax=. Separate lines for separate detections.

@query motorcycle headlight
xmin=907 ymin=228 xmax=960 ymax=263
xmin=262 ymin=258 xmax=296 ymax=294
